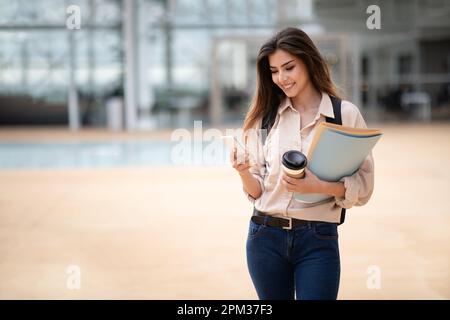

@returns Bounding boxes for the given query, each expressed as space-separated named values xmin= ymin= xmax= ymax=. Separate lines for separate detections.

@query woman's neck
xmin=291 ymin=85 xmax=322 ymax=114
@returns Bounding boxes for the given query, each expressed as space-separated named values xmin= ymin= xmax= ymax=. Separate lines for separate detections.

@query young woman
xmin=230 ymin=27 xmax=375 ymax=300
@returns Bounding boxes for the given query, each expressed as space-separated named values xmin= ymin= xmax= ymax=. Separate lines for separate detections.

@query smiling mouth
xmin=283 ymin=83 xmax=295 ymax=90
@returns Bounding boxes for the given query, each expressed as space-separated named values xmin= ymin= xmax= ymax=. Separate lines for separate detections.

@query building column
xmin=123 ymin=0 xmax=138 ymax=130
xmin=210 ymin=40 xmax=222 ymax=127
xmin=68 ymin=29 xmax=80 ymax=131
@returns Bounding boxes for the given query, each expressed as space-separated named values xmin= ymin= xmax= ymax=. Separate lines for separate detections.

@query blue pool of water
xmin=0 ymin=141 xmax=231 ymax=169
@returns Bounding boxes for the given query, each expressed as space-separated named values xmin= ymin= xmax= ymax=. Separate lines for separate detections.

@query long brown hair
xmin=243 ymin=27 xmax=343 ymax=132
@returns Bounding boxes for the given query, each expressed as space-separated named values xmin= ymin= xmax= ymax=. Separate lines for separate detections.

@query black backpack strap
xmin=326 ymin=95 xmax=343 ymax=125
xmin=325 ymin=96 xmax=346 ymax=225
xmin=261 ymin=107 xmax=278 ymax=145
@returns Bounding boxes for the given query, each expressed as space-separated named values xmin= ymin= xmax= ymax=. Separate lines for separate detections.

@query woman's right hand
xmin=230 ymin=147 xmax=251 ymax=175
xmin=230 ymin=146 xmax=262 ymax=199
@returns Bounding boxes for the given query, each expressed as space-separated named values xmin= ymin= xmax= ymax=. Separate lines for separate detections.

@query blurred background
xmin=0 ymin=0 xmax=449 ymax=129
xmin=0 ymin=0 xmax=449 ymax=299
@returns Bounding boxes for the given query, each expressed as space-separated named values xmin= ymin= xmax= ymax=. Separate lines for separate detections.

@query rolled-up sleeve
xmin=334 ymin=103 xmax=375 ymax=209
xmin=242 ymin=123 xmax=266 ymax=203
xmin=335 ymin=152 xmax=374 ymax=209
xmin=244 ymin=162 xmax=266 ymax=203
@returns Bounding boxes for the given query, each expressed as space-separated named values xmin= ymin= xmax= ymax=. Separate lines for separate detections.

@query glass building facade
xmin=0 ymin=0 xmax=449 ymax=128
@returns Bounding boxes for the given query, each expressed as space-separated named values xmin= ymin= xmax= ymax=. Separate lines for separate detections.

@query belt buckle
xmin=282 ymin=217 xmax=292 ymax=230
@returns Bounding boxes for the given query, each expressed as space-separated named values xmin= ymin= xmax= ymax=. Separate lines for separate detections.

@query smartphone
xmin=219 ymin=135 xmax=253 ymax=165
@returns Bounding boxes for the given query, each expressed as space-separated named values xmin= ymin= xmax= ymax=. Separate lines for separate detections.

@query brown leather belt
xmin=252 ymin=208 xmax=309 ymax=230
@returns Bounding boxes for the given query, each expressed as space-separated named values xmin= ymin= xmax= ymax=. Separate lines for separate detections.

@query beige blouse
xmin=243 ymin=92 xmax=375 ymax=223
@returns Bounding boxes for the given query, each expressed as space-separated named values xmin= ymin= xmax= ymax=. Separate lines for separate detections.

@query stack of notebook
xmin=294 ymin=122 xmax=382 ymax=203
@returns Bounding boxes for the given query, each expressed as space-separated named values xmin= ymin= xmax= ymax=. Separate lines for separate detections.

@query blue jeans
xmin=246 ymin=218 xmax=340 ymax=300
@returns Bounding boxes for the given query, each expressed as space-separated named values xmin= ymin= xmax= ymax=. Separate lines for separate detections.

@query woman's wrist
xmin=238 ymin=168 xmax=251 ymax=177
xmin=320 ymin=180 xmax=345 ymax=199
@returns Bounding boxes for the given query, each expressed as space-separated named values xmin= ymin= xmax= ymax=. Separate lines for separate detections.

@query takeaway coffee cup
xmin=282 ymin=150 xmax=308 ymax=179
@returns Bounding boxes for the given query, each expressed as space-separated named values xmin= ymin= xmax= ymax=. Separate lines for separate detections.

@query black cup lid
xmin=282 ymin=150 xmax=307 ymax=170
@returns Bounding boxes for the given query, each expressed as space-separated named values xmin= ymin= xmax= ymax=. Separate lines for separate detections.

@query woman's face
xmin=268 ymin=49 xmax=310 ymax=98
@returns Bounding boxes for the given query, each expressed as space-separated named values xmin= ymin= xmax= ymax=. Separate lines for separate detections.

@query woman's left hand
xmin=281 ymin=168 xmax=325 ymax=194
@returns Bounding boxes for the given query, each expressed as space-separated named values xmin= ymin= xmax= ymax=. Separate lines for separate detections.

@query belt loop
xmin=263 ymin=215 xmax=269 ymax=226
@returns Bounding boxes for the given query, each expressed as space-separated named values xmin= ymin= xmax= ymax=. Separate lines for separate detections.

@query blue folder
xmin=294 ymin=124 xmax=382 ymax=203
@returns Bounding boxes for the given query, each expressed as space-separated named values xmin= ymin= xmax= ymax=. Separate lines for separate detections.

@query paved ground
xmin=0 ymin=123 xmax=449 ymax=299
